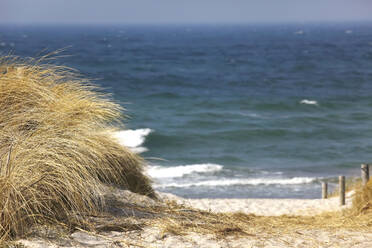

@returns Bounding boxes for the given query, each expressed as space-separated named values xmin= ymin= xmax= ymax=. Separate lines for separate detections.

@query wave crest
xmin=148 ymin=163 xmax=223 ymax=179
xmin=112 ymin=128 xmax=153 ymax=153
xmin=300 ymin=99 xmax=318 ymax=105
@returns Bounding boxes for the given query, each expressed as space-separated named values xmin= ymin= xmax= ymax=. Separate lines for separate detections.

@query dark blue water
xmin=2 ymin=23 xmax=372 ymax=198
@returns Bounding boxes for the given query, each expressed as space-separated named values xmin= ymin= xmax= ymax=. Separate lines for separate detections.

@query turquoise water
xmin=1 ymin=23 xmax=372 ymax=198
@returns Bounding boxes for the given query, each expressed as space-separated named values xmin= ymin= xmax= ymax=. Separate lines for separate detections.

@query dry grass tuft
xmin=0 ymin=56 xmax=154 ymax=241
xmin=351 ymin=179 xmax=372 ymax=215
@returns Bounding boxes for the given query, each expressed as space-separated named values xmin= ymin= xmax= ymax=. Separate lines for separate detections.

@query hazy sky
xmin=1 ymin=0 xmax=372 ymax=24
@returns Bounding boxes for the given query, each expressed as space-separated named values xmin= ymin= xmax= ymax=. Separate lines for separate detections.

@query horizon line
xmin=2 ymin=20 xmax=372 ymax=26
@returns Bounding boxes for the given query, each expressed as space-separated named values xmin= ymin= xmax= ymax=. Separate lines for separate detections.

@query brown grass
xmin=0 ymin=56 xmax=154 ymax=241
xmin=351 ymin=179 xmax=372 ymax=215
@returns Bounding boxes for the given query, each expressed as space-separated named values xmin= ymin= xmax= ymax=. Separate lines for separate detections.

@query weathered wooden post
xmin=322 ymin=182 xmax=328 ymax=199
xmin=361 ymin=164 xmax=369 ymax=186
xmin=339 ymin=176 xmax=345 ymax=206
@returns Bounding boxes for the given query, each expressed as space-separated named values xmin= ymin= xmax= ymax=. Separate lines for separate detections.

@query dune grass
xmin=351 ymin=179 xmax=372 ymax=215
xmin=0 ymin=56 xmax=154 ymax=241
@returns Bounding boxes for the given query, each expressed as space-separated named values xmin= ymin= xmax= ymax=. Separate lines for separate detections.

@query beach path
xmin=160 ymin=191 xmax=354 ymax=216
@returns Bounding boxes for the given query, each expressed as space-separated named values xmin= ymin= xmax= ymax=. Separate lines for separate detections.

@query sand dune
xmin=15 ymin=189 xmax=372 ymax=248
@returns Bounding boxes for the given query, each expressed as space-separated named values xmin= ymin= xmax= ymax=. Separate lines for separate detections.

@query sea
xmin=1 ymin=23 xmax=372 ymax=199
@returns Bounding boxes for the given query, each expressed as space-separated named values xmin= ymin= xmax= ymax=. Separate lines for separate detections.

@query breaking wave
xmin=147 ymin=163 xmax=223 ymax=179
xmin=112 ymin=128 xmax=153 ymax=153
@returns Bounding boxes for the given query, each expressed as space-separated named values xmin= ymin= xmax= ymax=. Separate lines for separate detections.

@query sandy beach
xmin=160 ymin=191 xmax=355 ymax=216
xmin=15 ymin=188 xmax=372 ymax=248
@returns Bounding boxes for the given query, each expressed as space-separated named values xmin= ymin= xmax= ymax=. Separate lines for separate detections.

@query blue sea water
xmin=2 ymin=23 xmax=372 ymax=199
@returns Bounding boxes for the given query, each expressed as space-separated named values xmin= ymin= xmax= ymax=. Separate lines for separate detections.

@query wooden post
xmin=339 ymin=176 xmax=345 ymax=206
xmin=322 ymin=182 xmax=328 ymax=199
xmin=361 ymin=164 xmax=369 ymax=186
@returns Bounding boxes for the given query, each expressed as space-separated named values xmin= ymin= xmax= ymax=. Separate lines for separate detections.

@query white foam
xmin=148 ymin=163 xmax=223 ymax=179
xmin=300 ymin=99 xmax=318 ymax=105
xmin=294 ymin=30 xmax=304 ymax=35
xmin=238 ymin=111 xmax=262 ymax=118
xmin=156 ymin=177 xmax=316 ymax=188
xmin=130 ymin=147 xmax=149 ymax=153
xmin=112 ymin=128 xmax=152 ymax=153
